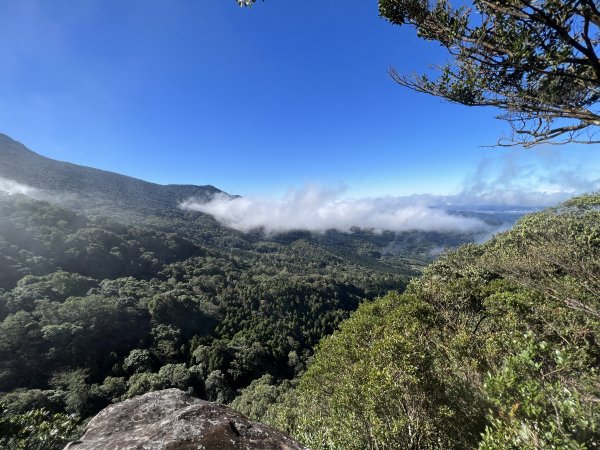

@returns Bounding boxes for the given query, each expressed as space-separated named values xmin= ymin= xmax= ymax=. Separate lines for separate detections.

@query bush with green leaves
xmin=480 ymin=332 xmax=599 ymax=449
xmin=229 ymin=374 xmax=294 ymax=422
xmin=0 ymin=404 xmax=78 ymax=450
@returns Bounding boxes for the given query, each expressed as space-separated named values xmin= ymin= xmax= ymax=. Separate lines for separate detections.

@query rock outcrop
xmin=64 ymin=388 xmax=306 ymax=450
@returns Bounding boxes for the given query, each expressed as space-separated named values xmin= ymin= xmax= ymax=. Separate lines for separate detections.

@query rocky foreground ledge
xmin=64 ymin=388 xmax=306 ymax=450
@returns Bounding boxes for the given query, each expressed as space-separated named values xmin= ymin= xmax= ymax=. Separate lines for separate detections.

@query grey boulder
xmin=64 ymin=388 xmax=306 ymax=450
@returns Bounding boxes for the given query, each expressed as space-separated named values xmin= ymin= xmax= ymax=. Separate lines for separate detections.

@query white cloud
xmin=456 ymin=147 xmax=600 ymax=207
xmin=181 ymin=149 xmax=600 ymax=235
xmin=0 ymin=177 xmax=42 ymax=197
xmin=181 ymin=185 xmax=487 ymax=234
xmin=0 ymin=177 xmax=75 ymax=204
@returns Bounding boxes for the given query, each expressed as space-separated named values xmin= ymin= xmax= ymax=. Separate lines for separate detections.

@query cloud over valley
xmin=181 ymin=150 xmax=600 ymax=235
xmin=181 ymin=186 xmax=487 ymax=234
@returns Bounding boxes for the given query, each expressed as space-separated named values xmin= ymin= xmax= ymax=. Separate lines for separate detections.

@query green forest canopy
xmin=244 ymin=193 xmax=600 ymax=449
xmin=1 ymin=190 xmax=598 ymax=449
xmin=0 ymin=193 xmax=406 ymax=448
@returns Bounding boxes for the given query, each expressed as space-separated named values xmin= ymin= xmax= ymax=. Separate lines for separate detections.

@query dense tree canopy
xmin=0 ymin=193 xmax=409 ymax=448
xmin=256 ymin=193 xmax=600 ymax=449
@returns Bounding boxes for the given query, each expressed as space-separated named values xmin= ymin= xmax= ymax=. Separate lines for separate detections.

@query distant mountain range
xmin=0 ymin=133 xmax=223 ymax=219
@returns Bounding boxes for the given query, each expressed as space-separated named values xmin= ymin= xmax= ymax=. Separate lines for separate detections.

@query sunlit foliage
xmin=264 ymin=193 xmax=600 ymax=449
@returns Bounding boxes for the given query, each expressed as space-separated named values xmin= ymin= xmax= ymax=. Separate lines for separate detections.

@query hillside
xmin=0 ymin=133 xmax=506 ymax=273
xmin=248 ymin=193 xmax=600 ymax=449
xmin=2 ymin=191 xmax=596 ymax=449
xmin=0 ymin=133 xmax=556 ymax=449
xmin=0 ymin=133 xmax=222 ymax=219
xmin=0 ymin=191 xmax=406 ymax=448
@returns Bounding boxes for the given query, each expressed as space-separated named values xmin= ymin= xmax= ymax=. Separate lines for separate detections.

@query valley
xmin=0 ymin=135 xmax=505 ymax=447
xmin=1 ymin=134 xmax=596 ymax=449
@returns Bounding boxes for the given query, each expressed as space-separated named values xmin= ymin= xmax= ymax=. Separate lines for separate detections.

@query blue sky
xmin=0 ymin=0 xmax=597 ymax=199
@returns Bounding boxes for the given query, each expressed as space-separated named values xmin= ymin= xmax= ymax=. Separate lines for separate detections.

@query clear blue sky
xmin=0 ymin=0 xmax=596 ymax=198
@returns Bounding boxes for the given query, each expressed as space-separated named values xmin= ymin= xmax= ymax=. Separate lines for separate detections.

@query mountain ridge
xmin=0 ymin=133 xmax=224 ymax=218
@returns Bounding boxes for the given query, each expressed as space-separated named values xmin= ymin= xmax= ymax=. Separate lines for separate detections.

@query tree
xmin=379 ymin=0 xmax=600 ymax=147
xmin=240 ymin=0 xmax=600 ymax=147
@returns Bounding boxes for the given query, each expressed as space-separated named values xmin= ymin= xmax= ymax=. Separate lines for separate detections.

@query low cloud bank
xmin=181 ymin=149 xmax=600 ymax=235
xmin=181 ymin=186 xmax=487 ymax=234
xmin=0 ymin=177 xmax=78 ymax=204
xmin=0 ymin=177 xmax=42 ymax=198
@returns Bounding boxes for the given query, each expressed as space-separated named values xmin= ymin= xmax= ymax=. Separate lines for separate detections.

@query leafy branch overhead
xmin=241 ymin=0 xmax=600 ymax=147
xmin=379 ymin=0 xmax=600 ymax=147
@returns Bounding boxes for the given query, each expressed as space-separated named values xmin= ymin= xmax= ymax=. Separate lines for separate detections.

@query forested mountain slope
xmin=0 ymin=192 xmax=406 ymax=448
xmin=0 ymin=133 xmax=543 ymax=449
xmin=240 ymin=193 xmax=600 ymax=449
xmin=0 ymin=133 xmax=222 ymax=219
